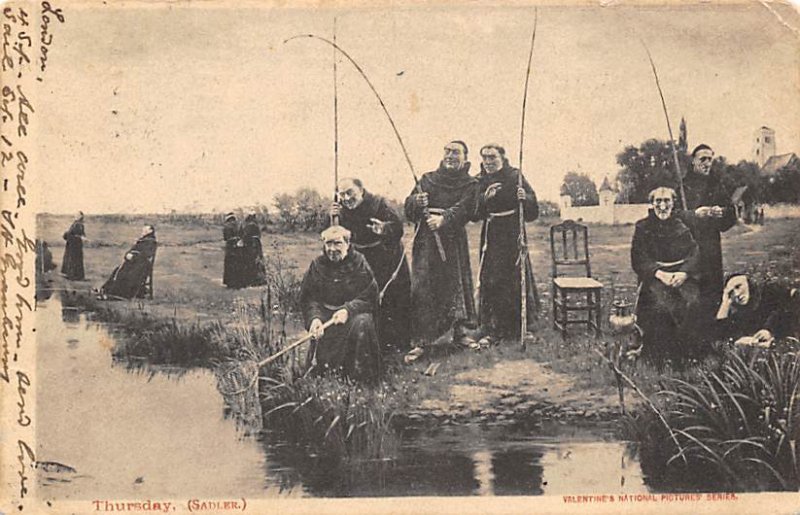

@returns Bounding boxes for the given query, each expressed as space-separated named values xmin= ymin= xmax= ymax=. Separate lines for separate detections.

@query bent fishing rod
xmin=641 ymin=39 xmax=688 ymax=211
xmin=284 ymin=33 xmax=447 ymax=262
xmin=517 ymin=9 xmax=538 ymax=351
xmin=331 ymin=18 xmax=340 ymax=226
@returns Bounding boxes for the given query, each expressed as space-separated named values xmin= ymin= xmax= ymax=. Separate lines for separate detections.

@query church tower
xmin=678 ymin=117 xmax=687 ymax=153
xmin=753 ymin=126 xmax=776 ymax=168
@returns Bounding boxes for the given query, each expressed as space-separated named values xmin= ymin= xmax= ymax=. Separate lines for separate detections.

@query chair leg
xmin=560 ymin=289 xmax=568 ymax=339
xmin=552 ymin=286 xmax=558 ymax=331
xmin=593 ymin=289 xmax=602 ymax=337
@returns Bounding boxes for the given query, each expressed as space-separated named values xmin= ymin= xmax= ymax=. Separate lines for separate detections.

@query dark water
xmin=36 ymin=296 xmax=650 ymax=499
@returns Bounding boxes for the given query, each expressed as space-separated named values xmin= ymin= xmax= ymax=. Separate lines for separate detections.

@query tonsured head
xmin=480 ymin=144 xmax=507 ymax=174
xmin=692 ymin=144 xmax=714 ymax=176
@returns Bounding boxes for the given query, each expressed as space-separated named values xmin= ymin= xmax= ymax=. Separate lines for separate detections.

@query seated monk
xmin=99 ymin=225 xmax=158 ymax=300
xmin=716 ymin=274 xmax=800 ymax=348
xmin=300 ymin=225 xmax=381 ymax=383
xmin=631 ymin=187 xmax=701 ymax=361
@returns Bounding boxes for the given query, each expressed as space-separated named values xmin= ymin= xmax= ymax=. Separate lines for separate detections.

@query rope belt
xmin=353 ymin=240 xmax=382 ymax=250
xmin=488 ymin=209 xmax=515 ymax=219
xmin=427 ymin=207 xmax=446 ymax=215
xmin=656 ymin=259 xmax=686 ymax=267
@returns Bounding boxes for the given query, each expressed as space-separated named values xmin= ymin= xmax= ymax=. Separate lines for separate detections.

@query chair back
xmin=550 ymin=220 xmax=592 ymax=278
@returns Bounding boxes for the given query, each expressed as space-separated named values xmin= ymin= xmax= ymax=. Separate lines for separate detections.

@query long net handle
xmin=257 ymin=318 xmax=336 ymax=368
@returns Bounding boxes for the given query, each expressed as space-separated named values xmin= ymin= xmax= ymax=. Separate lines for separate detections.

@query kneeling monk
xmin=100 ymin=224 xmax=158 ymax=300
xmin=300 ymin=225 xmax=382 ymax=382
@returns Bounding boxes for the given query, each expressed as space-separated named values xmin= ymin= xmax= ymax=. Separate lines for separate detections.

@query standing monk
xmin=403 ymin=141 xmax=478 ymax=361
xmin=300 ymin=225 xmax=381 ymax=383
xmin=680 ymin=144 xmax=736 ymax=332
xmin=472 ymin=144 xmax=540 ymax=346
xmin=331 ymin=177 xmax=411 ymax=353
xmin=240 ymin=211 xmax=268 ymax=287
xmin=61 ymin=212 xmax=86 ymax=281
xmin=222 ymin=212 xmax=245 ymax=288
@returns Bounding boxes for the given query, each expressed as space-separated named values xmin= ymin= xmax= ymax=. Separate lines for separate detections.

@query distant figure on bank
xmin=331 ymin=177 xmax=411 ymax=353
xmin=36 ymin=239 xmax=57 ymax=302
xmin=61 ymin=212 xmax=86 ymax=280
xmin=403 ymin=141 xmax=478 ymax=361
xmin=99 ymin=224 xmax=158 ymax=300
xmin=716 ymin=274 xmax=800 ymax=347
xmin=631 ymin=187 xmax=701 ymax=360
xmin=240 ymin=211 xmax=268 ymax=287
xmin=222 ymin=212 xmax=246 ymax=288
xmin=300 ymin=225 xmax=381 ymax=382
xmin=472 ymin=144 xmax=540 ymax=346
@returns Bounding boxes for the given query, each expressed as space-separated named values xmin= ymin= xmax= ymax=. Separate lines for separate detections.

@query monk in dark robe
xmin=36 ymin=239 xmax=57 ymax=302
xmin=222 ymin=212 xmax=246 ymax=288
xmin=100 ymin=225 xmax=157 ymax=300
xmin=472 ymin=144 xmax=540 ymax=345
xmin=240 ymin=212 xmax=267 ymax=287
xmin=716 ymin=274 xmax=800 ymax=347
xmin=632 ymin=187 xmax=701 ymax=361
xmin=61 ymin=212 xmax=86 ymax=280
xmin=679 ymin=144 xmax=736 ymax=334
xmin=403 ymin=140 xmax=478 ymax=360
xmin=331 ymin=177 xmax=411 ymax=354
xmin=300 ymin=225 xmax=381 ymax=383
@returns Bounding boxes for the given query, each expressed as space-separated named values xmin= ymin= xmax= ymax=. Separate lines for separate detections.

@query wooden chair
xmin=550 ymin=220 xmax=603 ymax=338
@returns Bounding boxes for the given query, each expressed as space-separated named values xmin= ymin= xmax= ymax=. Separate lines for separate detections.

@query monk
xmin=716 ymin=274 xmax=800 ymax=347
xmin=331 ymin=177 xmax=411 ymax=353
xmin=61 ymin=212 xmax=86 ymax=280
xmin=300 ymin=225 xmax=381 ymax=382
xmin=403 ymin=140 xmax=478 ymax=361
xmin=240 ymin=212 xmax=267 ymax=287
xmin=631 ymin=187 xmax=701 ymax=360
xmin=222 ymin=212 xmax=245 ymax=288
xmin=472 ymin=144 xmax=540 ymax=345
xmin=99 ymin=224 xmax=158 ymax=300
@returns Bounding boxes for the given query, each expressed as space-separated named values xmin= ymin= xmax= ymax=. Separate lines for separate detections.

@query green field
xmin=37 ymin=213 xmax=800 ymax=409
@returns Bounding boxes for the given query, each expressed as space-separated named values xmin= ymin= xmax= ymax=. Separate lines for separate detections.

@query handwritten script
xmin=1 ymin=1 xmax=64 ymax=506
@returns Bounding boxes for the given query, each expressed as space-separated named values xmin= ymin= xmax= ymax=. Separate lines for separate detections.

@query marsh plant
xmin=627 ymin=346 xmax=800 ymax=491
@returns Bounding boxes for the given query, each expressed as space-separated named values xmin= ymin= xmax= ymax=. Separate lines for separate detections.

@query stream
xmin=36 ymin=295 xmax=653 ymax=499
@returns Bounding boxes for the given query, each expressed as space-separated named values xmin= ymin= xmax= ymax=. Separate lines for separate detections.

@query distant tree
xmin=615 ymin=139 xmax=690 ymax=204
xmin=762 ymin=161 xmax=800 ymax=204
xmin=560 ymin=172 xmax=599 ymax=207
xmin=538 ymin=200 xmax=561 ymax=219
xmin=273 ymin=187 xmax=328 ymax=232
xmin=717 ymin=160 xmax=762 ymax=202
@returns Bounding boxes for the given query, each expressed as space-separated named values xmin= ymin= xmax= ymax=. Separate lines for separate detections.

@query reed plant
xmin=626 ymin=345 xmax=800 ymax=491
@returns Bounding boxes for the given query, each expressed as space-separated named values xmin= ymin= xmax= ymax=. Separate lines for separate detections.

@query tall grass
xmin=626 ymin=345 xmax=800 ymax=491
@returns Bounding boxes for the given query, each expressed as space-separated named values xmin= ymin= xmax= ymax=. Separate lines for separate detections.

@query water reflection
xmin=261 ymin=425 xmax=648 ymax=497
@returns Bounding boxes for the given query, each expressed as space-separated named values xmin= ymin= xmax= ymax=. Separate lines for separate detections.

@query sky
xmin=34 ymin=1 xmax=800 ymax=214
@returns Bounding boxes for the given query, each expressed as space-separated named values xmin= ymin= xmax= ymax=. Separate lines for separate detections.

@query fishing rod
xmin=331 ymin=18 xmax=340 ymax=226
xmin=284 ymin=33 xmax=447 ymax=262
xmin=641 ymin=39 xmax=687 ymax=211
xmin=517 ymin=9 xmax=538 ymax=351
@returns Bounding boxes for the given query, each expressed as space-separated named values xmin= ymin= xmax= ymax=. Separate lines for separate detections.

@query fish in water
xmin=35 ymin=461 xmax=77 ymax=474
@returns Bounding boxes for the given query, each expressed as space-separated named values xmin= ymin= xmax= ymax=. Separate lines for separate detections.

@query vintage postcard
xmin=2 ymin=0 xmax=800 ymax=513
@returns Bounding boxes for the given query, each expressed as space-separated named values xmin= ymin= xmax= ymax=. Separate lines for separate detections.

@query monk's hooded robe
xmin=631 ymin=209 xmax=701 ymax=358
xmin=404 ymin=162 xmax=478 ymax=343
xmin=240 ymin=217 xmax=267 ymax=287
xmin=61 ymin=217 xmax=85 ymax=280
xmin=101 ymin=230 xmax=157 ymax=299
xmin=472 ymin=163 xmax=540 ymax=338
xmin=222 ymin=217 xmax=246 ymax=288
xmin=300 ymin=249 xmax=381 ymax=382
xmin=338 ymin=191 xmax=411 ymax=352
